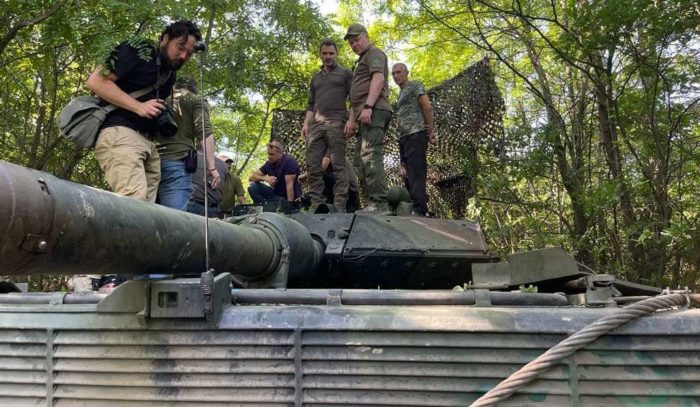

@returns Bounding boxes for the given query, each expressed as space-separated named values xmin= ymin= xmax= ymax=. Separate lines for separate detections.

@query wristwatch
xmin=364 ymin=104 xmax=374 ymax=110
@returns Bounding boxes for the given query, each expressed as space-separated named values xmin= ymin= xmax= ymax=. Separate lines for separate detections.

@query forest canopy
xmin=1 ymin=0 xmax=698 ymax=288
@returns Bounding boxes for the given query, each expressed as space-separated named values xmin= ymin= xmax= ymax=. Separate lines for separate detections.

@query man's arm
xmin=321 ymin=156 xmax=331 ymax=172
xmin=344 ymin=69 xmax=356 ymax=138
xmin=200 ymin=135 xmax=220 ymax=188
xmin=301 ymin=78 xmax=315 ymax=139
xmin=301 ymin=110 xmax=314 ymax=140
xmin=86 ymin=67 xmax=164 ymax=118
xmin=359 ymin=72 xmax=384 ymax=125
xmin=191 ymin=97 xmax=220 ymax=187
xmin=417 ymin=94 xmax=435 ymax=143
xmin=344 ymin=108 xmax=356 ymax=138
xmin=284 ymin=174 xmax=297 ymax=202
xmin=250 ymin=169 xmax=277 ymax=186
xmin=233 ymin=175 xmax=247 ymax=204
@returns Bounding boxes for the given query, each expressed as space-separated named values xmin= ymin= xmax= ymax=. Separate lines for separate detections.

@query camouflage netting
xmin=270 ymin=58 xmax=504 ymax=219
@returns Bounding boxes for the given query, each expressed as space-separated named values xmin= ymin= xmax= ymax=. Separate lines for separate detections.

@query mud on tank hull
xmin=2 ymin=161 xmax=700 ymax=406
xmin=1 ymin=288 xmax=699 ymax=406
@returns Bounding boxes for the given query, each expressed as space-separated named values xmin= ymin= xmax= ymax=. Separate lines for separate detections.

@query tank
xmin=1 ymin=160 xmax=699 ymax=407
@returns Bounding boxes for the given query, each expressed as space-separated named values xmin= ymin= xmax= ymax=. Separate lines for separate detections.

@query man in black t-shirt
xmin=86 ymin=20 xmax=202 ymax=203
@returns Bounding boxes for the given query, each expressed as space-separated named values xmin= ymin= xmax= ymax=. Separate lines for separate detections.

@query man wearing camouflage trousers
xmin=301 ymin=39 xmax=356 ymax=212
xmin=345 ymin=23 xmax=392 ymax=212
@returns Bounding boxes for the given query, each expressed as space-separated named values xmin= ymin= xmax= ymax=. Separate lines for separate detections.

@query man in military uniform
xmin=391 ymin=63 xmax=435 ymax=216
xmin=156 ymin=76 xmax=220 ymax=211
xmin=219 ymin=154 xmax=246 ymax=213
xmin=301 ymin=39 xmax=355 ymax=213
xmin=344 ymin=23 xmax=392 ymax=212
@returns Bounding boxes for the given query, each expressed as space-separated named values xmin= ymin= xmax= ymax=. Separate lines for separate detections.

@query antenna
xmin=197 ymin=44 xmax=212 ymax=273
xmin=197 ymin=40 xmax=215 ymax=320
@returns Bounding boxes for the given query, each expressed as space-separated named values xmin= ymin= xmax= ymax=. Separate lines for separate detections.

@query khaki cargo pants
xmin=94 ymin=126 xmax=160 ymax=203
xmin=355 ymin=109 xmax=391 ymax=206
xmin=306 ymin=120 xmax=350 ymax=211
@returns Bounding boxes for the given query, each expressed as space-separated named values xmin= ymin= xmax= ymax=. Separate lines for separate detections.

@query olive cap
xmin=344 ymin=23 xmax=368 ymax=40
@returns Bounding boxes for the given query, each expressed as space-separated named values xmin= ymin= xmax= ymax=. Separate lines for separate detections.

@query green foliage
xmin=0 ymin=0 xmax=697 ymax=290
xmin=339 ymin=0 xmax=699 ymax=286
xmin=518 ymin=285 xmax=538 ymax=294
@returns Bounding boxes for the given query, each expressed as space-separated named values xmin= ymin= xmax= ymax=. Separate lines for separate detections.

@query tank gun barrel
xmin=1 ymin=161 xmax=493 ymax=289
xmin=0 ymin=161 xmax=320 ymax=284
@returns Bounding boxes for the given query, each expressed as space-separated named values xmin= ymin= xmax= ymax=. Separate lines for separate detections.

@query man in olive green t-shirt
xmin=301 ymin=39 xmax=356 ymax=213
xmin=155 ymin=77 xmax=220 ymax=211
xmin=219 ymin=155 xmax=246 ymax=213
xmin=345 ymin=23 xmax=392 ymax=212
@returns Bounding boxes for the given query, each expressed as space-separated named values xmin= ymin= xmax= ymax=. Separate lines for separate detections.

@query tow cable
xmin=470 ymin=291 xmax=698 ymax=407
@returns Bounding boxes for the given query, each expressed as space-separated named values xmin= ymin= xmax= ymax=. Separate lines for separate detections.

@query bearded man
xmin=86 ymin=20 xmax=202 ymax=202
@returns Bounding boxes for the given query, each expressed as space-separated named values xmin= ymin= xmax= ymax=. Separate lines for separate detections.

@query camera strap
xmin=154 ymin=54 xmax=173 ymax=101
xmin=101 ymin=84 xmax=168 ymax=115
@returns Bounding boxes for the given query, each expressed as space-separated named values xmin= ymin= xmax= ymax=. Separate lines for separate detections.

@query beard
xmin=159 ymin=45 xmax=184 ymax=71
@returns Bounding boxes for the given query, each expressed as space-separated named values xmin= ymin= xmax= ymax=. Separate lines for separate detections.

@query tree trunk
xmin=590 ymin=53 xmax=644 ymax=281
xmin=520 ymin=20 xmax=593 ymax=265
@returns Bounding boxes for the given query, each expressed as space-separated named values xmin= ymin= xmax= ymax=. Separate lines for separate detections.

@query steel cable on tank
xmin=469 ymin=294 xmax=690 ymax=407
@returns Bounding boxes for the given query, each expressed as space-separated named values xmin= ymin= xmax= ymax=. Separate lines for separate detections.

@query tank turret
xmin=2 ymin=161 xmax=696 ymax=407
xmin=0 ymin=161 xmax=492 ymax=289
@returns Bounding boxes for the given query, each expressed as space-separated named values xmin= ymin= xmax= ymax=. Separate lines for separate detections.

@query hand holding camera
xmin=137 ymin=99 xmax=167 ymax=119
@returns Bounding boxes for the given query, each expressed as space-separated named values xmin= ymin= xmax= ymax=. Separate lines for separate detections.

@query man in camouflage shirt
xmin=391 ymin=63 xmax=435 ymax=216
xmin=345 ymin=23 xmax=392 ymax=212
xmin=155 ymin=77 xmax=220 ymax=211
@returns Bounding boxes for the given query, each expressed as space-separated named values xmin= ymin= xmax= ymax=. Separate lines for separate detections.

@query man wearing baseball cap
xmin=345 ymin=23 xmax=392 ymax=212
xmin=219 ymin=154 xmax=246 ymax=212
xmin=248 ymin=140 xmax=302 ymax=205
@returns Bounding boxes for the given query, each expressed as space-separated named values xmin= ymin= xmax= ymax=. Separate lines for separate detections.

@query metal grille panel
xmin=2 ymin=317 xmax=700 ymax=406
xmin=0 ymin=329 xmax=48 ymax=406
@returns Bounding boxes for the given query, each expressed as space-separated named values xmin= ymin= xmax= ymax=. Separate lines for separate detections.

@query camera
xmin=194 ymin=40 xmax=207 ymax=53
xmin=157 ymin=104 xmax=178 ymax=138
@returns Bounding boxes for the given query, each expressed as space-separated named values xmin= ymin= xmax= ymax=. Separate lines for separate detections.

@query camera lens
xmin=157 ymin=105 xmax=178 ymax=138
xmin=194 ymin=41 xmax=207 ymax=53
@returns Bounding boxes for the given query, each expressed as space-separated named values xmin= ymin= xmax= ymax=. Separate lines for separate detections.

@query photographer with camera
xmin=86 ymin=20 xmax=202 ymax=202
xmin=156 ymin=76 xmax=219 ymax=211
